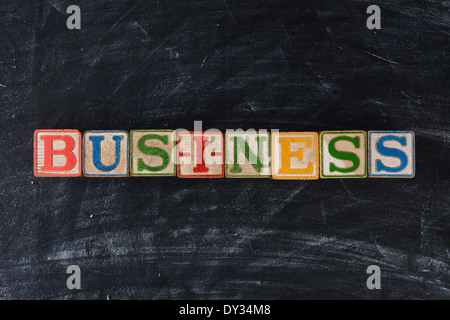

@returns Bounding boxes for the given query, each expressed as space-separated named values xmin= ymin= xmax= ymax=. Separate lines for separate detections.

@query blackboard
xmin=1 ymin=0 xmax=449 ymax=300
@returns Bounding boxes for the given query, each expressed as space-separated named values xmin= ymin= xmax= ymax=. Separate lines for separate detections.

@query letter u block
xmin=130 ymin=130 xmax=176 ymax=176
xmin=368 ymin=131 xmax=415 ymax=178
xmin=320 ymin=131 xmax=367 ymax=178
xmin=83 ymin=130 xmax=129 ymax=177
xmin=34 ymin=129 xmax=82 ymax=177
xmin=272 ymin=132 xmax=319 ymax=180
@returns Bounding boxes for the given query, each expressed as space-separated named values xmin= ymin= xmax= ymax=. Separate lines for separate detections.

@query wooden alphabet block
xmin=225 ymin=131 xmax=271 ymax=178
xmin=271 ymin=132 xmax=319 ymax=180
xmin=83 ymin=130 xmax=129 ymax=177
xmin=34 ymin=129 xmax=82 ymax=177
xmin=368 ymin=131 xmax=415 ymax=178
xmin=130 ymin=130 xmax=176 ymax=176
xmin=320 ymin=131 xmax=367 ymax=178
xmin=177 ymin=131 xmax=224 ymax=178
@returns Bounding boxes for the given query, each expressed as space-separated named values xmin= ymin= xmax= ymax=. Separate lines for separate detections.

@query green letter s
xmin=137 ymin=134 xmax=170 ymax=172
xmin=328 ymin=136 xmax=360 ymax=173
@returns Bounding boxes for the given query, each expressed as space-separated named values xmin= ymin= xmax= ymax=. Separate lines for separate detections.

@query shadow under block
xmin=130 ymin=130 xmax=176 ymax=176
xmin=320 ymin=131 xmax=367 ymax=178
xmin=271 ymin=132 xmax=319 ymax=180
xmin=34 ymin=129 xmax=82 ymax=177
xmin=83 ymin=131 xmax=129 ymax=177
xmin=368 ymin=131 xmax=415 ymax=178
xmin=177 ymin=131 xmax=224 ymax=178
xmin=225 ymin=131 xmax=271 ymax=178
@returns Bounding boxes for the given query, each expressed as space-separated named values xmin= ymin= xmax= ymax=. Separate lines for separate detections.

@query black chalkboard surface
xmin=0 ymin=0 xmax=449 ymax=300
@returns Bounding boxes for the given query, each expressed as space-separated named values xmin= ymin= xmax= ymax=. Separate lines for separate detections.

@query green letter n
xmin=230 ymin=136 xmax=266 ymax=173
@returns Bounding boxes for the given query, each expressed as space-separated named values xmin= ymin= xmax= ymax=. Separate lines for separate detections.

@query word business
xmin=34 ymin=129 xmax=415 ymax=179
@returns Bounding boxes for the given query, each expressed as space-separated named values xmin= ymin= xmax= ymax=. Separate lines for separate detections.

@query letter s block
xmin=83 ymin=130 xmax=129 ymax=177
xmin=34 ymin=129 xmax=82 ymax=177
xmin=272 ymin=132 xmax=319 ymax=180
xmin=130 ymin=130 xmax=176 ymax=176
xmin=368 ymin=131 xmax=415 ymax=178
xmin=320 ymin=131 xmax=367 ymax=178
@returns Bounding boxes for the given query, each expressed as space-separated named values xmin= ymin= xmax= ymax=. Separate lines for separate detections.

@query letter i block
xmin=225 ymin=131 xmax=271 ymax=178
xmin=320 ymin=131 xmax=367 ymax=178
xmin=272 ymin=132 xmax=319 ymax=180
xmin=130 ymin=130 xmax=176 ymax=176
xmin=83 ymin=131 xmax=129 ymax=177
xmin=34 ymin=129 xmax=82 ymax=177
xmin=177 ymin=131 xmax=224 ymax=178
xmin=368 ymin=131 xmax=415 ymax=178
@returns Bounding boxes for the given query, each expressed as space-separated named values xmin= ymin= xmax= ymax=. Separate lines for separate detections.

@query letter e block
xmin=34 ymin=129 xmax=82 ymax=177
xmin=320 ymin=131 xmax=367 ymax=178
xmin=83 ymin=131 xmax=129 ymax=177
xmin=130 ymin=130 xmax=176 ymax=176
xmin=368 ymin=131 xmax=415 ymax=178
xmin=272 ymin=132 xmax=319 ymax=180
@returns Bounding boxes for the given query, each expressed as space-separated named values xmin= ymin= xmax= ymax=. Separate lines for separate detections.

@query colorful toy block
xmin=34 ymin=129 xmax=82 ymax=177
xmin=225 ymin=131 xmax=271 ymax=178
xmin=368 ymin=131 xmax=415 ymax=178
xmin=83 ymin=130 xmax=129 ymax=177
xmin=177 ymin=131 xmax=224 ymax=178
xmin=271 ymin=132 xmax=319 ymax=180
xmin=130 ymin=130 xmax=176 ymax=176
xmin=320 ymin=131 xmax=367 ymax=178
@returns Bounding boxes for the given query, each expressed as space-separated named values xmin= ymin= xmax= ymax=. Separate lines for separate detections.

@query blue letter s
xmin=375 ymin=136 xmax=408 ymax=173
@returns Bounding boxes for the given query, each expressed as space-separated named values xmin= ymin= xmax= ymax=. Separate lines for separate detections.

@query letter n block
xmin=225 ymin=131 xmax=271 ymax=178
xmin=83 ymin=131 xmax=129 ymax=177
xmin=272 ymin=132 xmax=319 ymax=180
xmin=320 ymin=131 xmax=367 ymax=178
xmin=34 ymin=129 xmax=82 ymax=177
xmin=130 ymin=130 xmax=176 ymax=176
xmin=368 ymin=131 xmax=415 ymax=178
xmin=177 ymin=131 xmax=224 ymax=178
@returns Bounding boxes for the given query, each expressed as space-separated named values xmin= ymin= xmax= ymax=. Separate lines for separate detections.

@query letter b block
xmin=272 ymin=132 xmax=319 ymax=180
xmin=83 ymin=131 xmax=129 ymax=177
xmin=34 ymin=129 xmax=82 ymax=177
xmin=130 ymin=130 xmax=176 ymax=176
xmin=368 ymin=131 xmax=415 ymax=178
xmin=320 ymin=131 xmax=367 ymax=178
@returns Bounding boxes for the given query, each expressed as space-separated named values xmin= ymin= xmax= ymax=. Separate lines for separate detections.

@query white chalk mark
xmin=224 ymin=0 xmax=236 ymax=24
xmin=97 ymin=2 xmax=141 ymax=44
xmin=133 ymin=20 xmax=151 ymax=39
xmin=201 ymin=55 xmax=207 ymax=68
xmin=362 ymin=50 xmax=399 ymax=65
xmin=401 ymin=91 xmax=422 ymax=104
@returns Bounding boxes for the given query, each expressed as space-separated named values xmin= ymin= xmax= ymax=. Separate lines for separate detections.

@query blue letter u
xmin=89 ymin=135 xmax=123 ymax=172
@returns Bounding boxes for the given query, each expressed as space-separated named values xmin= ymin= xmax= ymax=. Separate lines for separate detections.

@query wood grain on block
xmin=271 ymin=132 xmax=319 ymax=180
xmin=177 ymin=131 xmax=224 ymax=178
xmin=34 ymin=129 xmax=82 ymax=177
xmin=368 ymin=131 xmax=415 ymax=178
xmin=130 ymin=130 xmax=176 ymax=176
xmin=320 ymin=131 xmax=367 ymax=178
xmin=83 ymin=131 xmax=129 ymax=177
xmin=225 ymin=131 xmax=271 ymax=178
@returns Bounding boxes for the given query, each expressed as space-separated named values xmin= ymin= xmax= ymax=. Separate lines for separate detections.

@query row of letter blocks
xmin=34 ymin=130 xmax=415 ymax=178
